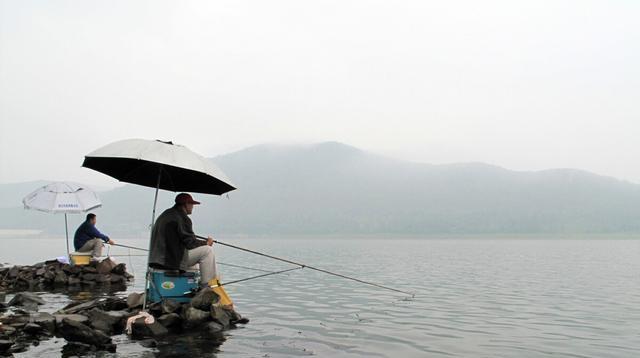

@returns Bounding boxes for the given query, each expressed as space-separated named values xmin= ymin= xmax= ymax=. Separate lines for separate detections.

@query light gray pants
xmin=185 ymin=245 xmax=218 ymax=285
xmin=77 ymin=238 xmax=104 ymax=257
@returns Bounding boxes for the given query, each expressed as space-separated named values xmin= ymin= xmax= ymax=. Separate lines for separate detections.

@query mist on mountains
xmin=3 ymin=142 xmax=640 ymax=237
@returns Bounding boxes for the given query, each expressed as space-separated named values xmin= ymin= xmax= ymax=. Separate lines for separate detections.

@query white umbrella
xmin=23 ymin=181 xmax=102 ymax=258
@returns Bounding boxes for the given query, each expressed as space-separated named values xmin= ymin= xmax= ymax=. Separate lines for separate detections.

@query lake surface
xmin=2 ymin=237 xmax=639 ymax=357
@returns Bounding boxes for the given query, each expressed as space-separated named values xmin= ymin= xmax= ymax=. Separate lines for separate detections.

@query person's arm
xmin=178 ymin=217 xmax=206 ymax=250
xmin=89 ymin=225 xmax=110 ymax=242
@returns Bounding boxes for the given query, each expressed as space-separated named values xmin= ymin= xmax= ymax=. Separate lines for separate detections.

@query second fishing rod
xmin=195 ymin=235 xmax=414 ymax=296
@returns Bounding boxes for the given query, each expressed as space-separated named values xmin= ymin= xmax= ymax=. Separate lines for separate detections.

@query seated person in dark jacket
xmin=74 ymin=213 xmax=114 ymax=257
xmin=149 ymin=193 xmax=217 ymax=286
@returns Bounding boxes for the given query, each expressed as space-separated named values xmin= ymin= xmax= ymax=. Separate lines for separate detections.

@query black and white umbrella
xmin=83 ymin=138 xmax=236 ymax=221
xmin=82 ymin=138 xmax=236 ymax=307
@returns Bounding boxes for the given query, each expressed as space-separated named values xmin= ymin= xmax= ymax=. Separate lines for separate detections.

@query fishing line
xmin=196 ymin=235 xmax=414 ymax=296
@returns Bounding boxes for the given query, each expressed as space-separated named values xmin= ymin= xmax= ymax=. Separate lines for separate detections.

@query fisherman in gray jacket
xmin=149 ymin=193 xmax=217 ymax=286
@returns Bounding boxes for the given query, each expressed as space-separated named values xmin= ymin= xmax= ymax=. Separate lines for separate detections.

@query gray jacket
xmin=149 ymin=205 xmax=206 ymax=271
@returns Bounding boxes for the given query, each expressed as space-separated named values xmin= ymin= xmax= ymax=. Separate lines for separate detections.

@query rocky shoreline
xmin=0 ymin=259 xmax=247 ymax=356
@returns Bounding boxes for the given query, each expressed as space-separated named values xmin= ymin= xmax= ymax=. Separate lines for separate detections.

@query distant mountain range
xmin=3 ymin=142 xmax=640 ymax=236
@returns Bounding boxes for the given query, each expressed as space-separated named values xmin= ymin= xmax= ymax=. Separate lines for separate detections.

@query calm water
xmin=2 ymin=237 xmax=639 ymax=357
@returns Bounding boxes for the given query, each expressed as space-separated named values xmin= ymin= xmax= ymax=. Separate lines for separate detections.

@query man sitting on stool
xmin=149 ymin=193 xmax=217 ymax=287
xmin=74 ymin=213 xmax=114 ymax=258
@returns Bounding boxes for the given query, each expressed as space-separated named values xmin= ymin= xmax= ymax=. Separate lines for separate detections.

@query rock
xmin=81 ymin=266 xmax=97 ymax=274
xmin=59 ymin=318 xmax=112 ymax=347
xmin=61 ymin=340 xmax=116 ymax=355
xmin=147 ymin=302 xmax=163 ymax=317
xmin=43 ymin=271 xmax=55 ymax=282
xmin=127 ymin=292 xmax=145 ymax=308
xmin=68 ymin=276 xmax=82 ymax=285
xmin=205 ymin=321 xmax=224 ymax=335
xmin=95 ymin=274 xmax=110 ymax=284
xmin=22 ymin=301 xmax=39 ymax=312
xmin=30 ymin=312 xmax=56 ymax=333
xmin=58 ymin=298 xmax=101 ymax=314
xmin=8 ymin=341 xmax=28 ymax=354
xmin=96 ymin=258 xmax=117 ymax=274
xmin=0 ymin=339 xmax=13 ymax=353
xmin=161 ymin=299 xmax=181 ymax=314
xmin=0 ymin=292 xmax=5 ymax=303
xmin=7 ymin=266 xmax=19 ymax=278
xmin=86 ymin=309 xmax=128 ymax=334
xmin=23 ymin=323 xmax=44 ymax=335
xmin=0 ymin=326 xmax=16 ymax=336
xmin=157 ymin=313 xmax=181 ymax=328
xmin=54 ymin=314 xmax=89 ymax=326
xmin=130 ymin=317 xmax=168 ymax=339
xmin=61 ymin=341 xmax=95 ymax=356
xmin=110 ymin=274 xmax=125 ymax=284
xmin=8 ymin=292 xmax=45 ymax=307
xmin=210 ymin=305 xmax=233 ymax=329
xmin=90 ymin=319 xmax=113 ymax=335
xmin=190 ymin=288 xmax=219 ymax=310
xmin=82 ymin=273 xmax=97 ymax=281
xmin=54 ymin=271 xmax=68 ymax=285
xmin=111 ymin=263 xmax=127 ymax=275
xmin=139 ymin=338 xmax=158 ymax=348
xmin=183 ymin=307 xmax=210 ymax=328
xmin=102 ymin=297 xmax=128 ymax=312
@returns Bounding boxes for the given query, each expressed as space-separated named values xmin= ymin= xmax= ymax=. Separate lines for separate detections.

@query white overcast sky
xmin=1 ymin=0 xmax=638 ymax=188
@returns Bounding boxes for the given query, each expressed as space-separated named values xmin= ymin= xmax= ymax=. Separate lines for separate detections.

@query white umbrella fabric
xmin=23 ymin=181 xmax=102 ymax=258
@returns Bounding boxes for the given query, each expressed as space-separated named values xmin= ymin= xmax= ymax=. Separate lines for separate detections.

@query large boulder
xmin=59 ymin=318 xmax=112 ymax=348
xmin=161 ymin=299 xmax=181 ymax=314
xmin=210 ymin=305 xmax=233 ymax=329
xmin=110 ymin=274 xmax=125 ymax=285
xmin=111 ymin=263 xmax=127 ymax=276
xmin=30 ymin=312 xmax=56 ymax=333
xmin=205 ymin=321 xmax=224 ymax=335
xmin=22 ymin=323 xmax=44 ymax=335
xmin=183 ymin=307 xmax=210 ymax=328
xmin=86 ymin=309 xmax=129 ymax=335
xmin=58 ymin=299 xmax=101 ymax=314
xmin=54 ymin=314 xmax=89 ymax=328
xmin=96 ymin=258 xmax=117 ymax=274
xmin=190 ymin=288 xmax=219 ymax=311
xmin=157 ymin=313 xmax=181 ymax=329
xmin=130 ymin=317 xmax=168 ymax=339
xmin=0 ymin=339 xmax=13 ymax=353
xmin=127 ymin=292 xmax=145 ymax=309
xmin=8 ymin=292 xmax=45 ymax=307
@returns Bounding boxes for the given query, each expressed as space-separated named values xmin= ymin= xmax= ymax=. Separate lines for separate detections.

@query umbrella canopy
xmin=82 ymin=139 xmax=236 ymax=195
xmin=23 ymin=181 xmax=102 ymax=213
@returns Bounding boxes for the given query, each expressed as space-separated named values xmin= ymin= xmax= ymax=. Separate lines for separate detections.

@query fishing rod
xmin=210 ymin=266 xmax=303 ymax=288
xmin=111 ymin=243 xmax=148 ymax=251
xmin=109 ymin=243 xmax=271 ymax=272
xmin=196 ymin=235 xmax=414 ymax=296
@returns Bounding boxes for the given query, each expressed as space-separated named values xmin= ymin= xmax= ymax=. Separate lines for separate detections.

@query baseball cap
xmin=175 ymin=193 xmax=201 ymax=205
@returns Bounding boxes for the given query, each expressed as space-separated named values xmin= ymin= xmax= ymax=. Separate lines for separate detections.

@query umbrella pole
xmin=64 ymin=213 xmax=70 ymax=259
xmin=143 ymin=168 xmax=162 ymax=311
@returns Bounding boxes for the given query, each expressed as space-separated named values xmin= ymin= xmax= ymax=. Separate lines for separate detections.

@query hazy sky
xmin=1 ymin=1 xmax=638 ymax=188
